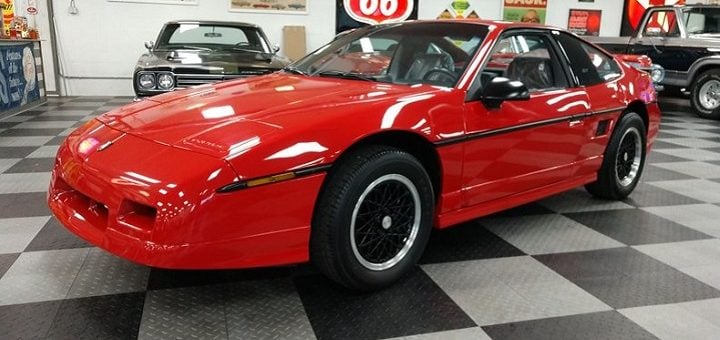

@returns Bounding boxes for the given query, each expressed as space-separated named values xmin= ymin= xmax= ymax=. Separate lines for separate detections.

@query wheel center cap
xmin=381 ymin=215 xmax=392 ymax=230
xmin=623 ymin=152 xmax=628 ymax=162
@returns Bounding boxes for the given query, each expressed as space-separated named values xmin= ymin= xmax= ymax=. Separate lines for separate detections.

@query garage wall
xmin=51 ymin=0 xmax=623 ymax=96
xmin=418 ymin=0 xmax=624 ymax=37
xmin=51 ymin=0 xmax=336 ymax=96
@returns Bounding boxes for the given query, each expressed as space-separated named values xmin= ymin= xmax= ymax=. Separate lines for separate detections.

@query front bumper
xmin=48 ymin=129 xmax=325 ymax=269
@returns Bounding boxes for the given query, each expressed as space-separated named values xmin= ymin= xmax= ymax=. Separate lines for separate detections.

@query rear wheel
xmin=311 ymin=146 xmax=434 ymax=290
xmin=585 ymin=112 xmax=647 ymax=200
xmin=690 ymin=69 xmax=720 ymax=120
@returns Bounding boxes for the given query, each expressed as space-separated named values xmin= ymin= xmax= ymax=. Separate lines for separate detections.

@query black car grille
xmin=175 ymin=72 xmax=271 ymax=88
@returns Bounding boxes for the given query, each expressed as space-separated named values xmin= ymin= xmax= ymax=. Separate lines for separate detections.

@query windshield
xmin=290 ymin=22 xmax=488 ymax=87
xmin=684 ymin=7 xmax=720 ymax=35
xmin=156 ymin=23 xmax=271 ymax=53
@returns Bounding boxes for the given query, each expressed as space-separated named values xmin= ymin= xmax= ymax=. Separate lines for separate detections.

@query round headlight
xmin=157 ymin=73 xmax=175 ymax=90
xmin=138 ymin=73 xmax=156 ymax=89
xmin=650 ymin=65 xmax=665 ymax=83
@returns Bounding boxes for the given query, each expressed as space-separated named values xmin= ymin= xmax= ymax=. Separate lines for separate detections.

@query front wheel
xmin=585 ymin=112 xmax=647 ymax=200
xmin=690 ymin=69 xmax=720 ymax=120
xmin=311 ymin=146 xmax=434 ymax=290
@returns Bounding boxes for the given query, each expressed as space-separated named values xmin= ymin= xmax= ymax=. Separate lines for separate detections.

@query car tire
xmin=585 ymin=112 xmax=647 ymax=200
xmin=311 ymin=146 xmax=434 ymax=290
xmin=690 ymin=69 xmax=720 ymax=120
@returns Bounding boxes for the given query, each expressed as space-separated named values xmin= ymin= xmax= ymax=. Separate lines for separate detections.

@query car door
xmin=629 ymin=7 xmax=695 ymax=73
xmin=461 ymin=30 xmax=592 ymax=207
xmin=555 ymin=32 xmax=630 ymax=177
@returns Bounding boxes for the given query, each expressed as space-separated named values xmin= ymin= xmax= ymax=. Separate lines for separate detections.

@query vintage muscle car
xmin=49 ymin=20 xmax=660 ymax=290
xmin=134 ymin=20 xmax=290 ymax=98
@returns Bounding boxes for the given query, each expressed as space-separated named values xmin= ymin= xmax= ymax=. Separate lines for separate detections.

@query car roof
xmin=651 ymin=4 xmax=720 ymax=10
xmin=165 ymin=20 xmax=260 ymax=28
xmin=383 ymin=19 xmax=564 ymax=32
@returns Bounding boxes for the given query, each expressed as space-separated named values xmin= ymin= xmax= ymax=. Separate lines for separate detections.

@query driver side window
xmin=479 ymin=33 xmax=568 ymax=92
xmin=643 ymin=10 xmax=680 ymax=37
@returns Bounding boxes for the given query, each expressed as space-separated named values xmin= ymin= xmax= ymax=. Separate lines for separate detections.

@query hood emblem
xmin=97 ymin=141 xmax=114 ymax=151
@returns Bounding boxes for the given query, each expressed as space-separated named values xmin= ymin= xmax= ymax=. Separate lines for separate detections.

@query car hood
xmin=98 ymin=73 xmax=440 ymax=158
xmin=138 ymin=49 xmax=288 ymax=73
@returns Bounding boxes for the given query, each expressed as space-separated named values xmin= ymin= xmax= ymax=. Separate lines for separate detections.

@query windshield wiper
xmin=315 ymin=71 xmax=376 ymax=82
xmin=283 ymin=66 xmax=307 ymax=75
xmin=170 ymin=45 xmax=214 ymax=51
xmin=222 ymin=46 xmax=263 ymax=53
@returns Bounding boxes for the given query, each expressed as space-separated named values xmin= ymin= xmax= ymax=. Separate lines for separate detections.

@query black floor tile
xmin=46 ymin=293 xmax=145 ymax=339
xmin=0 ymin=146 xmax=39 ymax=158
xmin=657 ymin=124 xmax=683 ymax=131
xmin=28 ymin=115 xmax=87 ymax=121
xmin=565 ymin=209 xmax=711 ymax=245
xmin=0 ymin=300 xmax=62 ymax=339
xmin=0 ymin=122 xmax=19 ymax=129
xmin=659 ymin=116 xmax=686 ymax=122
xmin=657 ymin=131 xmax=684 ymax=139
xmin=420 ymin=221 xmax=525 ymax=264
xmin=0 ymin=252 xmax=19 ymax=278
xmin=70 ymin=97 xmax=115 ymax=102
xmin=55 ymin=105 xmax=101 ymax=111
xmin=624 ymin=184 xmax=702 ymax=207
xmin=640 ymin=164 xmax=695 ymax=182
xmin=45 ymin=136 xmax=68 ymax=146
xmin=486 ymin=202 xmax=555 ymax=217
xmin=4 ymin=158 xmax=55 ymax=173
xmin=15 ymin=109 xmax=45 ymax=116
xmin=535 ymin=247 xmax=720 ymax=309
xmin=0 ymin=192 xmax=51 ymax=218
xmin=701 ymin=128 xmax=720 ymax=134
xmin=706 ymin=148 xmax=720 ymax=156
xmin=24 ymin=218 xmax=92 ymax=251
xmin=536 ymin=247 xmax=662 ymax=278
xmin=651 ymin=140 xmax=684 ymax=149
xmin=483 ymin=311 xmax=656 ymax=340
xmin=0 ymin=128 xmax=67 ymax=137
xmin=646 ymin=151 xmax=689 ymax=163
xmin=146 ymin=265 xmax=308 ymax=291
xmin=294 ymin=270 xmax=476 ymax=340
xmin=107 ymin=97 xmax=134 ymax=103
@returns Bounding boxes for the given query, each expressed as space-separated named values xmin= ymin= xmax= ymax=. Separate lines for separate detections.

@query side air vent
xmin=596 ymin=119 xmax=611 ymax=136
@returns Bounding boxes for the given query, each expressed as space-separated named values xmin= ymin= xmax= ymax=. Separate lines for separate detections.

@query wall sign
xmin=343 ymin=0 xmax=414 ymax=25
xmin=1 ymin=0 xmax=14 ymax=36
xmin=502 ymin=0 xmax=547 ymax=24
xmin=229 ymin=0 xmax=308 ymax=14
xmin=568 ymin=9 xmax=602 ymax=36
xmin=436 ymin=0 xmax=480 ymax=20
xmin=0 ymin=43 xmax=40 ymax=111
xmin=107 ymin=0 xmax=197 ymax=5
xmin=336 ymin=0 xmax=418 ymax=34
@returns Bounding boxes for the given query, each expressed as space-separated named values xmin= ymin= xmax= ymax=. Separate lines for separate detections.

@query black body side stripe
xmin=434 ymin=106 xmax=625 ymax=147
xmin=216 ymin=164 xmax=333 ymax=193
xmin=293 ymin=164 xmax=333 ymax=177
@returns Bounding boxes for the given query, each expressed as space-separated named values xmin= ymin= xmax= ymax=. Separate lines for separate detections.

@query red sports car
xmin=48 ymin=20 xmax=660 ymax=290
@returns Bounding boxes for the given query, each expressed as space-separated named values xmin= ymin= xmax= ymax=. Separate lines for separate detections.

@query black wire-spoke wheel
xmin=586 ymin=112 xmax=647 ymax=200
xmin=615 ymin=127 xmax=642 ymax=187
xmin=351 ymin=174 xmax=421 ymax=271
xmin=311 ymin=146 xmax=434 ymax=290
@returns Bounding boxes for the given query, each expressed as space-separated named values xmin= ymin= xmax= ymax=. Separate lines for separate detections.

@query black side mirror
xmin=480 ymin=77 xmax=530 ymax=109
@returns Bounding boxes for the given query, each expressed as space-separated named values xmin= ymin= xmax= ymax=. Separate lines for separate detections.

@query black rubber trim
xmin=435 ymin=107 xmax=625 ymax=147
xmin=216 ymin=164 xmax=333 ymax=193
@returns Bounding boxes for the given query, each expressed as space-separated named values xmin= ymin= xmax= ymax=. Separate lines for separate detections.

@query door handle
xmin=569 ymin=119 xmax=583 ymax=127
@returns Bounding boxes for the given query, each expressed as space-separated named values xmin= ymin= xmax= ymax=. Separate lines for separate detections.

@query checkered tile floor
xmin=2 ymin=96 xmax=720 ymax=339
